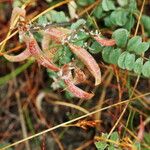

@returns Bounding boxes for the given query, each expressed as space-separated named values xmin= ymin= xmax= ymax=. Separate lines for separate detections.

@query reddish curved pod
xmin=64 ymin=78 xmax=94 ymax=99
xmin=4 ymin=49 xmax=31 ymax=62
xmin=26 ymin=33 xmax=60 ymax=71
xmin=68 ymin=43 xmax=101 ymax=86
xmin=94 ymin=36 xmax=116 ymax=46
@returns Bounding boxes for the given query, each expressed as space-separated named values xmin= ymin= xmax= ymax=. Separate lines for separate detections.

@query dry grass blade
xmin=1 ymin=92 xmax=150 ymax=150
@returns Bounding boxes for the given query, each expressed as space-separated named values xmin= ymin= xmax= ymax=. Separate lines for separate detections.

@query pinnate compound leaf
xmin=124 ymin=52 xmax=135 ymax=71
xmin=109 ymin=48 xmax=121 ymax=64
xmin=133 ymin=58 xmax=143 ymax=75
xmin=112 ymin=28 xmax=129 ymax=47
xmin=142 ymin=61 xmax=150 ymax=78
xmin=102 ymin=0 xmax=116 ymax=11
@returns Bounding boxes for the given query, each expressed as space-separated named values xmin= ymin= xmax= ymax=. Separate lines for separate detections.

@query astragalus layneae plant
xmin=4 ymin=7 xmax=103 ymax=99
xmin=4 ymin=0 xmax=150 ymax=99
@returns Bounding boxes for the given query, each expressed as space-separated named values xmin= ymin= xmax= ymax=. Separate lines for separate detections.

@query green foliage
xmin=142 ymin=61 xmax=150 ymax=78
xmin=95 ymin=132 xmax=120 ymax=150
xmin=89 ymin=41 xmax=103 ymax=54
xmin=141 ymin=15 xmax=150 ymax=36
xmin=102 ymin=47 xmax=113 ymax=63
xmin=102 ymin=0 xmax=116 ymax=12
xmin=77 ymin=0 xmax=95 ymax=6
xmin=112 ymin=28 xmax=129 ymax=47
xmin=110 ymin=8 xmax=129 ymax=26
xmin=71 ymin=19 xmax=86 ymax=30
xmin=133 ymin=58 xmax=143 ymax=75
xmin=127 ymin=36 xmax=149 ymax=54
xmin=54 ymin=46 xmax=72 ymax=66
xmin=109 ymin=48 xmax=121 ymax=64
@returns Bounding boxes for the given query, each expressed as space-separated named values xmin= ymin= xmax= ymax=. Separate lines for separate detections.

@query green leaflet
xmin=77 ymin=0 xmax=95 ymax=6
xmin=142 ymin=61 xmax=150 ymax=78
xmin=141 ymin=15 xmax=150 ymax=36
xmin=118 ymin=52 xmax=135 ymax=70
xmin=102 ymin=47 xmax=113 ymax=63
xmin=104 ymin=16 xmax=114 ymax=27
xmin=109 ymin=48 xmax=121 ymax=64
xmin=110 ymin=9 xmax=129 ymax=26
xmin=95 ymin=141 xmax=108 ymax=150
xmin=123 ymin=14 xmax=135 ymax=31
xmin=89 ymin=41 xmax=103 ymax=54
xmin=133 ymin=58 xmax=143 ymax=75
xmin=93 ymin=3 xmax=104 ymax=19
xmin=102 ymin=0 xmax=116 ymax=11
xmin=124 ymin=53 xmax=135 ymax=71
xmin=117 ymin=0 xmax=128 ymax=7
xmin=112 ymin=28 xmax=129 ymax=47
xmin=135 ymin=42 xmax=150 ymax=54
xmin=127 ymin=36 xmax=149 ymax=54
xmin=54 ymin=46 xmax=72 ymax=66
xmin=45 ymin=10 xmax=69 ymax=23
xmin=71 ymin=19 xmax=86 ymax=30
xmin=118 ymin=51 xmax=128 ymax=69
xmin=127 ymin=36 xmax=141 ymax=52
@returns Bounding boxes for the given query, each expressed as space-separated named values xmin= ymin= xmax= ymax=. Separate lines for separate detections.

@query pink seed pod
xmin=93 ymin=36 xmax=116 ymax=46
xmin=68 ymin=43 xmax=101 ymax=86
xmin=26 ymin=33 xmax=60 ymax=71
xmin=10 ymin=7 xmax=26 ymax=29
xmin=46 ymin=27 xmax=69 ymax=43
xmin=3 ymin=49 xmax=31 ymax=62
xmin=4 ymin=48 xmax=31 ymax=62
xmin=64 ymin=78 xmax=94 ymax=99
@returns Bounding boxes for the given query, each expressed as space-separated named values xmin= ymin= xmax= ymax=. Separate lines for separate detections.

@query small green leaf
xmin=110 ymin=132 xmax=119 ymax=141
xmin=108 ymin=145 xmax=115 ymax=150
xmin=93 ymin=3 xmax=104 ymax=19
xmin=110 ymin=9 xmax=129 ymax=26
xmin=89 ymin=41 xmax=103 ymax=54
xmin=118 ymin=51 xmax=128 ymax=69
xmin=124 ymin=53 xmax=135 ymax=71
xmin=127 ymin=36 xmax=142 ymax=52
xmin=77 ymin=0 xmax=95 ymax=6
xmin=141 ymin=15 xmax=150 ymax=36
xmin=38 ymin=15 xmax=48 ymax=26
xmin=117 ymin=0 xmax=128 ymax=7
xmin=142 ymin=61 xmax=150 ymax=77
xmin=135 ymin=42 xmax=149 ymax=54
xmin=95 ymin=141 xmax=108 ymax=150
xmin=102 ymin=0 xmax=116 ymax=11
xmin=109 ymin=48 xmax=122 ymax=64
xmin=48 ymin=10 xmax=69 ymax=23
xmin=104 ymin=16 xmax=114 ymax=27
xmin=123 ymin=14 xmax=135 ymax=31
xmin=102 ymin=47 xmax=113 ymax=63
xmin=112 ymin=28 xmax=129 ymax=47
xmin=71 ymin=19 xmax=86 ymax=30
xmin=128 ymin=0 xmax=137 ymax=13
xmin=133 ymin=58 xmax=143 ymax=75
